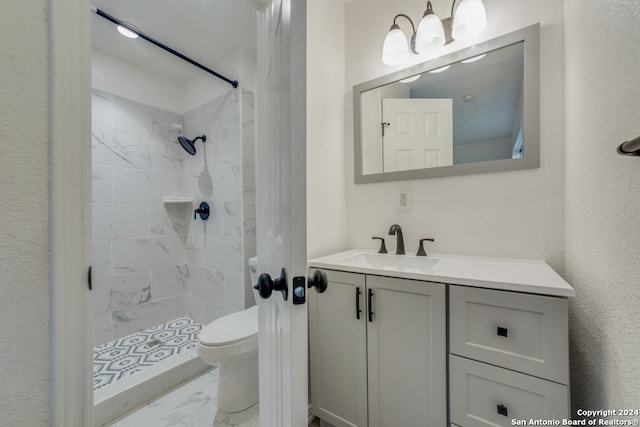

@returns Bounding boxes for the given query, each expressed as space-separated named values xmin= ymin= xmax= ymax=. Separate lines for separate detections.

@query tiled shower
xmin=91 ymin=88 xmax=255 ymax=425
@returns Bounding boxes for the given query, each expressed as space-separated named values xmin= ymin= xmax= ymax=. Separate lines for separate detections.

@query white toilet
xmin=197 ymin=257 xmax=259 ymax=412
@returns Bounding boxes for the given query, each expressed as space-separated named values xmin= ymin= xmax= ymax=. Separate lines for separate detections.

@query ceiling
xmin=407 ymin=43 xmax=525 ymax=145
xmin=91 ymin=0 xmax=258 ymax=84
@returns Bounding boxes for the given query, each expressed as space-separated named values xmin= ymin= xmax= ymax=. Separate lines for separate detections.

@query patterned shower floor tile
xmin=93 ymin=317 xmax=202 ymax=391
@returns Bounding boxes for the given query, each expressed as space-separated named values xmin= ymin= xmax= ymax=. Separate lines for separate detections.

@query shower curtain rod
xmin=91 ymin=6 xmax=239 ymax=89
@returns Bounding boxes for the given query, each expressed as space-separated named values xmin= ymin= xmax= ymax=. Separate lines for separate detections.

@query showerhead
xmin=178 ymin=135 xmax=206 ymax=155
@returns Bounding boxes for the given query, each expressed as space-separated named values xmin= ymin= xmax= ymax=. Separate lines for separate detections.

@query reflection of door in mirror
xmin=354 ymin=25 xmax=541 ymax=184
xmin=382 ymin=98 xmax=453 ymax=173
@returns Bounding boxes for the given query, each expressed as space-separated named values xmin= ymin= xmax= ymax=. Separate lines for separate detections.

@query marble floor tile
xmin=109 ymin=369 xmax=320 ymax=427
xmin=109 ymin=369 xmax=260 ymax=427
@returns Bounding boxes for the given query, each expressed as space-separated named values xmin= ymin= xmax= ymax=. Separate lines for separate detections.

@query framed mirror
xmin=354 ymin=24 xmax=539 ymax=183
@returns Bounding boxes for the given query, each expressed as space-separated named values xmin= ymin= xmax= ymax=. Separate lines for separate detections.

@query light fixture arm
xmin=391 ymin=14 xmax=419 ymax=54
xmin=450 ymin=0 xmax=459 ymax=21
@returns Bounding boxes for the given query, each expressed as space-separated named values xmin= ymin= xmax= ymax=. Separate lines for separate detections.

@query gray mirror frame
xmin=354 ymin=24 xmax=540 ymax=184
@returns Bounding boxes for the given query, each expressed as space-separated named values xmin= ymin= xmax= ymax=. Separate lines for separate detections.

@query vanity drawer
xmin=450 ymin=286 xmax=568 ymax=383
xmin=450 ymin=355 xmax=569 ymax=427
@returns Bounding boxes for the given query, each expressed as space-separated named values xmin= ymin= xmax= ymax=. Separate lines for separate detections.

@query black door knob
xmin=254 ymin=268 xmax=288 ymax=301
xmin=307 ymin=269 xmax=328 ymax=293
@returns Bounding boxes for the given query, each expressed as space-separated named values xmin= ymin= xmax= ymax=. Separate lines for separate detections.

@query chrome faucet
xmin=388 ymin=224 xmax=405 ymax=255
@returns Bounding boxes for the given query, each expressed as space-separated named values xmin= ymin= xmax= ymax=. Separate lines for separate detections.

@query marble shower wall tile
xmin=92 ymin=239 xmax=112 ymax=278
xmin=113 ymin=295 xmax=185 ymax=339
xmin=182 ymin=90 xmax=251 ymax=323
xmin=185 ymin=293 xmax=204 ymax=324
xmin=241 ymin=90 xmax=257 ymax=308
xmin=201 ymin=236 xmax=243 ymax=274
xmin=93 ymin=271 xmax=152 ymax=317
xmin=92 ymin=164 xmax=113 ymax=203
xmin=186 ymin=265 xmax=227 ymax=305
xmin=152 ymin=265 xmax=189 ymax=300
xmin=149 ymin=204 xmax=190 ymax=237
xmin=92 ymin=204 xmax=149 ymax=240
xmin=111 ymin=236 xmax=185 ymax=274
xmin=113 ymin=168 xmax=182 ymax=204
xmin=91 ymin=87 xmax=255 ymax=344
xmin=92 ymin=90 xmax=188 ymax=345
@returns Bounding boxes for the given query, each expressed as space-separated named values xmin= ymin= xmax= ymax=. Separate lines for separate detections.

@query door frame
xmin=49 ymin=0 xmax=312 ymax=425
xmin=49 ymin=0 xmax=93 ymax=425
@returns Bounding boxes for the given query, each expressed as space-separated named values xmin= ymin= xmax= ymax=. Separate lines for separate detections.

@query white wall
xmin=0 ymin=2 xmax=50 ymax=425
xmin=565 ymin=0 xmax=640 ymax=411
xmin=93 ymin=49 xmax=184 ymax=114
xmin=182 ymin=50 xmax=256 ymax=113
xmin=345 ymin=0 xmax=566 ymax=270
xmin=307 ymin=0 xmax=348 ymax=259
xmin=93 ymin=48 xmax=254 ymax=115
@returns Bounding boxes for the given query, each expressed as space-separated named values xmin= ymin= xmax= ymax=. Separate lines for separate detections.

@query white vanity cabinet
xmin=449 ymin=286 xmax=571 ymax=426
xmin=308 ymin=250 xmax=574 ymax=427
xmin=308 ymin=269 xmax=447 ymax=427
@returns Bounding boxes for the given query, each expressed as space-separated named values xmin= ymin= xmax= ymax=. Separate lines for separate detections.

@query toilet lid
xmin=199 ymin=305 xmax=258 ymax=346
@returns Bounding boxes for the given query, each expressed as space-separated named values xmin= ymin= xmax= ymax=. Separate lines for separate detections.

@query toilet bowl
xmin=197 ymin=257 xmax=259 ymax=413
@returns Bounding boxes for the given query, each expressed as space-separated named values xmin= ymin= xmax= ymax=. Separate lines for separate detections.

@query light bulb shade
xmin=415 ymin=13 xmax=445 ymax=54
xmin=452 ymin=0 xmax=487 ymax=41
xmin=382 ymin=26 xmax=410 ymax=65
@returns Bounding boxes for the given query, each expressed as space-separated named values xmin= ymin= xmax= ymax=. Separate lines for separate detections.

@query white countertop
xmin=308 ymin=249 xmax=575 ymax=297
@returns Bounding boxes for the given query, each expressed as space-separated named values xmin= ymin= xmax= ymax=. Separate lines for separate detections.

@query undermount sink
xmin=335 ymin=252 xmax=440 ymax=272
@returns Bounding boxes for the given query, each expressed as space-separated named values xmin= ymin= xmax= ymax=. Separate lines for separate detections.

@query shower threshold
xmin=93 ymin=318 xmax=209 ymax=427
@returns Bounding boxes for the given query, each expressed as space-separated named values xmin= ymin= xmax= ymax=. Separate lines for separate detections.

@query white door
xmin=382 ymin=98 xmax=453 ymax=172
xmin=255 ymin=0 xmax=308 ymax=426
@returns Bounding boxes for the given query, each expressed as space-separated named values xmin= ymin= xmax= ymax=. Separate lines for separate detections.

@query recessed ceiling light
xmin=117 ymin=25 xmax=139 ymax=39
xmin=461 ymin=53 xmax=487 ymax=63
xmin=428 ymin=65 xmax=451 ymax=74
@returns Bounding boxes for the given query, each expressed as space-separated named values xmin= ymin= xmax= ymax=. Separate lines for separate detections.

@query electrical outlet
xmin=398 ymin=188 xmax=411 ymax=211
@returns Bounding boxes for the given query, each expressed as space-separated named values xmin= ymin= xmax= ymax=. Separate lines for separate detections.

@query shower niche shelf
xmin=162 ymin=196 xmax=193 ymax=206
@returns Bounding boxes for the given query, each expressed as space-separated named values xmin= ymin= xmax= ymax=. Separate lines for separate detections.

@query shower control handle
xmin=194 ymin=202 xmax=210 ymax=220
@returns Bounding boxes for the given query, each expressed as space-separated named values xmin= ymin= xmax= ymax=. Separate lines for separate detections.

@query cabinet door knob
xmin=497 ymin=404 xmax=508 ymax=417
xmin=356 ymin=287 xmax=362 ymax=320
xmin=497 ymin=326 xmax=508 ymax=337
xmin=368 ymin=289 xmax=374 ymax=322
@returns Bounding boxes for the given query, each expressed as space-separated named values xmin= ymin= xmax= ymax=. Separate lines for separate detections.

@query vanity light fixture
xmin=382 ymin=0 xmax=488 ymax=65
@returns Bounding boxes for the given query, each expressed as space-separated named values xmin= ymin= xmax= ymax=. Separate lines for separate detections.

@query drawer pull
xmin=497 ymin=404 xmax=508 ymax=417
xmin=497 ymin=326 xmax=508 ymax=337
